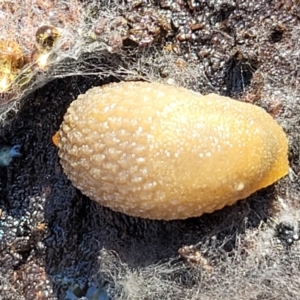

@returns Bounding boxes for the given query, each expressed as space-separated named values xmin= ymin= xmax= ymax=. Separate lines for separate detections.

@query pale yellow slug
xmin=53 ymin=81 xmax=289 ymax=220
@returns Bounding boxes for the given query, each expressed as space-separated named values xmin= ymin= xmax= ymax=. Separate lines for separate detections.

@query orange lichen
xmin=55 ymin=81 xmax=289 ymax=220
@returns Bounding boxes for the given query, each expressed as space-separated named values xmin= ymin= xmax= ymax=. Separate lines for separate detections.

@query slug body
xmin=0 ymin=144 xmax=21 ymax=167
xmin=56 ymin=81 xmax=289 ymax=220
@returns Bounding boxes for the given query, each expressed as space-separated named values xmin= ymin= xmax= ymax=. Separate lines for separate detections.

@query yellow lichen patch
xmin=0 ymin=40 xmax=26 ymax=92
xmin=56 ymin=81 xmax=289 ymax=220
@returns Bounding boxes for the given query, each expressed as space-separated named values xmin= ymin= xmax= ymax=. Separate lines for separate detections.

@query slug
xmin=53 ymin=81 xmax=289 ymax=220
